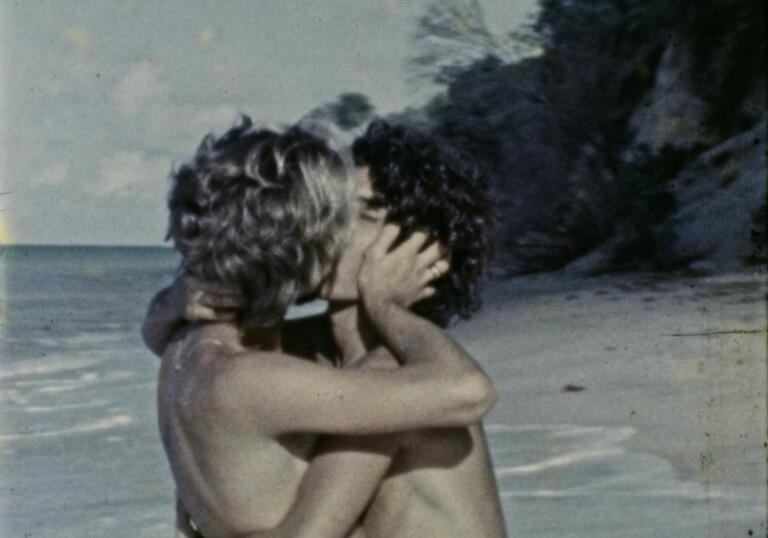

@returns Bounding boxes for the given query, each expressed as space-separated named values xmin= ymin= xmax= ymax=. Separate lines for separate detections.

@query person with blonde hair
xmin=144 ymin=116 xmax=500 ymax=537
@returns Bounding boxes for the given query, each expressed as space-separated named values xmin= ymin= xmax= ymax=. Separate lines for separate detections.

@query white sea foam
xmin=18 ymin=330 xmax=130 ymax=351
xmin=23 ymin=399 xmax=108 ymax=413
xmin=11 ymin=371 xmax=102 ymax=395
xmin=0 ymin=389 xmax=28 ymax=405
xmin=550 ymin=425 xmax=636 ymax=445
xmin=502 ymin=489 xmax=583 ymax=498
xmin=62 ymin=331 xmax=128 ymax=347
xmin=495 ymin=448 xmax=625 ymax=476
xmin=488 ymin=422 xmax=764 ymax=525
xmin=486 ymin=423 xmax=575 ymax=434
xmin=0 ymin=357 xmax=100 ymax=380
xmin=35 ymin=384 xmax=85 ymax=394
xmin=14 ymin=371 xmax=100 ymax=387
xmin=0 ymin=414 xmax=134 ymax=442
xmin=17 ymin=370 xmax=135 ymax=394
xmin=33 ymin=337 xmax=60 ymax=347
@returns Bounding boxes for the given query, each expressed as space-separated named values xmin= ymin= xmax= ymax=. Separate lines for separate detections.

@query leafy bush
xmin=396 ymin=0 xmax=766 ymax=273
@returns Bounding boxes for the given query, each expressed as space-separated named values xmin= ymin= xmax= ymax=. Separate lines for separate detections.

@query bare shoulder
xmin=160 ymin=323 xmax=254 ymax=404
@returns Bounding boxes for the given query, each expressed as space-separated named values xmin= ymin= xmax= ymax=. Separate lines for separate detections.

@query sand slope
xmin=451 ymin=271 xmax=766 ymax=489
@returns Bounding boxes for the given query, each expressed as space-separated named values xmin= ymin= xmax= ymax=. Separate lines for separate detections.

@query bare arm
xmin=263 ymin=432 xmax=397 ymax=538
xmin=142 ymin=283 xmax=184 ymax=357
xmin=214 ymin=343 xmax=490 ymax=435
xmin=241 ymin=352 xmax=401 ymax=538
xmin=142 ymin=276 xmax=240 ymax=357
xmin=213 ymin=225 xmax=496 ymax=435
xmin=240 ymin=438 xmax=394 ymax=538
xmin=177 ymin=227 xmax=496 ymax=537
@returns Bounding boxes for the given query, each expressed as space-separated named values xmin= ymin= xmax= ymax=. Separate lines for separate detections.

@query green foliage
xmin=309 ymin=93 xmax=375 ymax=131
xmin=609 ymin=145 xmax=697 ymax=267
xmin=404 ymin=0 xmax=766 ymax=273
xmin=685 ymin=0 xmax=767 ymax=134
xmin=331 ymin=93 xmax=375 ymax=131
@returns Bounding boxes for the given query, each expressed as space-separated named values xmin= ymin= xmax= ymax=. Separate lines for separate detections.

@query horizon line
xmin=0 ymin=242 xmax=172 ymax=249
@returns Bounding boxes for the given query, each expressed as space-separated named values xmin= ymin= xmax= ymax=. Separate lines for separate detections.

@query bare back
xmin=157 ymin=323 xmax=320 ymax=538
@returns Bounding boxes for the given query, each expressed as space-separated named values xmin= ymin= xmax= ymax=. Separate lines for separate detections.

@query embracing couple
xmin=142 ymin=117 xmax=506 ymax=537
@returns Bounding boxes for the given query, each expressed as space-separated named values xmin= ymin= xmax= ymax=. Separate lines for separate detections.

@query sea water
xmin=0 ymin=246 xmax=763 ymax=537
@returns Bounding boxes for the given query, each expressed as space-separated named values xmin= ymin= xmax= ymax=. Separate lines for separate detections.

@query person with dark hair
xmin=249 ymin=120 xmax=506 ymax=538
xmin=143 ymin=117 xmax=499 ymax=538
xmin=351 ymin=119 xmax=493 ymax=327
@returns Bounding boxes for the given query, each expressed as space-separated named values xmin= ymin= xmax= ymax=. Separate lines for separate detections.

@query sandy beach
xmin=453 ymin=270 xmax=767 ymax=493
xmin=2 ymin=246 xmax=765 ymax=537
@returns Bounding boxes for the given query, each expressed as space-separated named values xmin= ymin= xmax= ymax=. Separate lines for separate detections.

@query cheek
xmin=346 ymin=231 xmax=372 ymax=270
xmin=347 ymin=223 xmax=382 ymax=269
xmin=334 ymin=231 xmax=366 ymax=277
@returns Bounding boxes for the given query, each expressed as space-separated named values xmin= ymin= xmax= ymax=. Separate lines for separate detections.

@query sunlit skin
xmin=271 ymin=168 xmax=506 ymax=538
xmin=146 ymin=168 xmax=504 ymax=538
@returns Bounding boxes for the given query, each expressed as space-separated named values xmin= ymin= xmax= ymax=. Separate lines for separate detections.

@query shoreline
xmin=451 ymin=270 xmax=767 ymax=489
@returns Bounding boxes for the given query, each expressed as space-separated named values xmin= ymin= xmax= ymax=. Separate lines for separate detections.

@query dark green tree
xmin=402 ymin=0 xmax=766 ymax=273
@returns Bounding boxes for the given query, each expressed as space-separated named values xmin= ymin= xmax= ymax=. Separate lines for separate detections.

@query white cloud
xmin=30 ymin=162 xmax=70 ymax=186
xmin=93 ymin=151 xmax=168 ymax=197
xmin=114 ymin=62 xmax=167 ymax=114
xmin=181 ymin=104 xmax=240 ymax=135
xmin=141 ymin=102 xmax=241 ymax=147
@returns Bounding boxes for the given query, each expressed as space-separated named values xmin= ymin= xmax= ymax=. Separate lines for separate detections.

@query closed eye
xmin=360 ymin=210 xmax=384 ymax=222
xmin=357 ymin=197 xmax=385 ymax=222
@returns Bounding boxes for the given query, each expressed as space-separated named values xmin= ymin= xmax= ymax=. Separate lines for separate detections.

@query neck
xmin=328 ymin=301 xmax=379 ymax=366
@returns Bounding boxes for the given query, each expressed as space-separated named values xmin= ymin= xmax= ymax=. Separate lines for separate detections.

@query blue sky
xmin=0 ymin=0 xmax=536 ymax=245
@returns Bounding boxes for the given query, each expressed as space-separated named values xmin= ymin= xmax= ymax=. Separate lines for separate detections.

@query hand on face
xmin=171 ymin=274 xmax=243 ymax=322
xmin=357 ymin=223 xmax=449 ymax=311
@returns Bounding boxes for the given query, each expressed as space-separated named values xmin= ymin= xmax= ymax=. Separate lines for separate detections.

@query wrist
xmin=362 ymin=294 xmax=397 ymax=322
xmin=328 ymin=305 xmax=367 ymax=363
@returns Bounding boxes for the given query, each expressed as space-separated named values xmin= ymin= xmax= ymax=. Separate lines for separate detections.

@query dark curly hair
xmin=352 ymin=120 xmax=493 ymax=327
xmin=167 ymin=116 xmax=352 ymax=329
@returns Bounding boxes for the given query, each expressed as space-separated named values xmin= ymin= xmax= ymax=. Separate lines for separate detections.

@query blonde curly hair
xmin=167 ymin=116 xmax=353 ymax=328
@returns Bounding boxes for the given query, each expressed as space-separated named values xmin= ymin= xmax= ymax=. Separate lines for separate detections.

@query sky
xmin=0 ymin=0 xmax=537 ymax=246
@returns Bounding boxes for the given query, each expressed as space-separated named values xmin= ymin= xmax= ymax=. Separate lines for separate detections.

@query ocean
xmin=0 ymin=246 xmax=763 ymax=537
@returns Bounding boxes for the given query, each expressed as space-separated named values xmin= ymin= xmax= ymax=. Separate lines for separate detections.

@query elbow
xmin=141 ymin=321 xmax=164 ymax=358
xmin=454 ymin=372 xmax=497 ymax=424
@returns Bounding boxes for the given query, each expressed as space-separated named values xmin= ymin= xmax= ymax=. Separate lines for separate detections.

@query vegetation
xmin=327 ymin=0 xmax=766 ymax=273
xmin=402 ymin=0 xmax=766 ymax=273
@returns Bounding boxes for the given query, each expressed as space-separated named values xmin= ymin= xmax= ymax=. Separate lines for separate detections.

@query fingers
xmin=398 ymin=230 xmax=430 ymax=254
xmin=196 ymin=289 xmax=242 ymax=309
xmin=417 ymin=241 xmax=448 ymax=268
xmin=186 ymin=276 xmax=243 ymax=309
xmin=370 ymin=222 xmax=400 ymax=257
xmin=183 ymin=302 xmax=237 ymax=322
xmin=420 ymin=258 xmax=450 ymax=284
xmin=419 ymin=286 xmax=436 ymax=300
